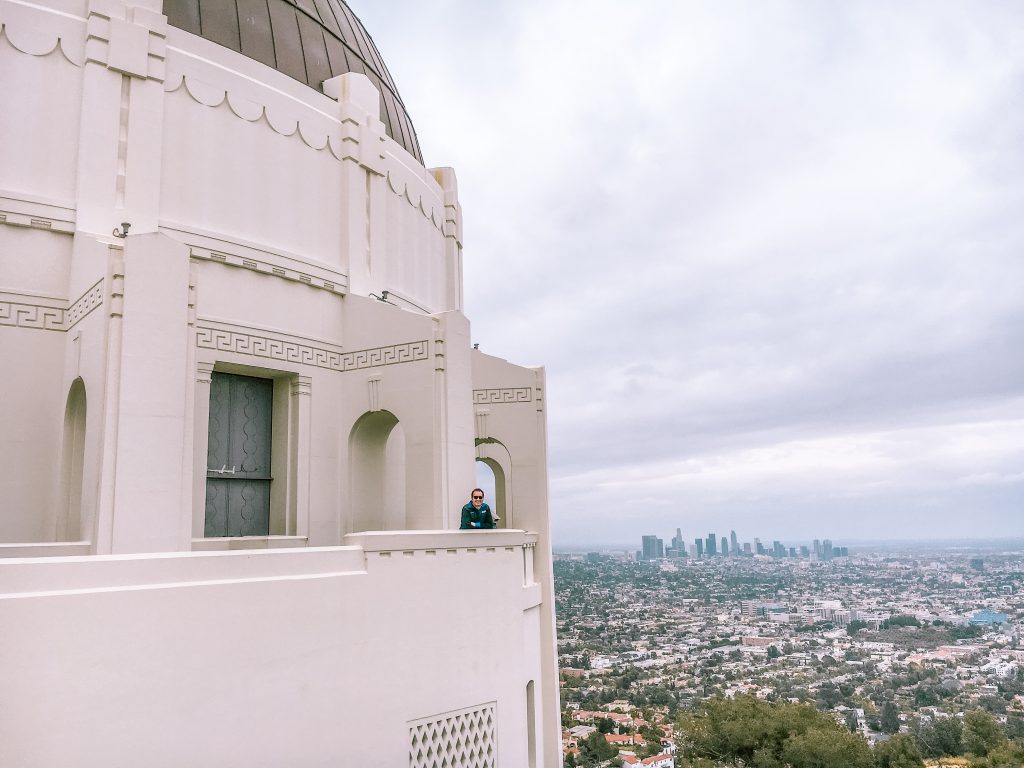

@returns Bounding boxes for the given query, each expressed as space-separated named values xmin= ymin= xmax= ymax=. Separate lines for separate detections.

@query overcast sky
xmin=356 ymin=1 xmax=1024 ymax=548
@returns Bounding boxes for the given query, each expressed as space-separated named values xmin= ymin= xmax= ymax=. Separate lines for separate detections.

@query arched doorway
xmin=475 ymin=438 xmax=512 ymax=529
xmin=58 ymin=378 xmax=86 ymax=541
xmin=349 ymin=410 xmax=406 ymax=531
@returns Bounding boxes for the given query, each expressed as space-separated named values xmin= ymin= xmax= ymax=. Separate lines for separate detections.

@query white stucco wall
xmin=0 ymin=1 xmax=561 ymax=764
xmin=0 ymin=531 xmax=545 ymax=767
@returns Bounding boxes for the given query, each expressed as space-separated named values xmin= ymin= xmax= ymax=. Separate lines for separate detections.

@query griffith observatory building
xmin=0 ymin=0 xmax=561 ymax=765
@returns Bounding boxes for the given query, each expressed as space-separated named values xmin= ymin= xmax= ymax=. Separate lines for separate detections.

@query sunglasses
xmin=472 ymin=495 xmax=483 ymax=500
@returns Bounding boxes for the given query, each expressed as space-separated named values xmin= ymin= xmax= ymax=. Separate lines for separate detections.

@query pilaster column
xmin=430 ymin=167 xmax=464 ymax=312
xmin=431 ymin=311 xmax=474 ymax=529
xmin=323 ymin=73 xmax=387 ymax=297
xmin=76 ymin=0 xmax=167 ymax=236
xmin=108 ymin=232 xmax=191 ymax=553
xmin=190 ymin=360 xmax=215 ymax=539
xmin=288 ymin=375 xmax=312 ymax=538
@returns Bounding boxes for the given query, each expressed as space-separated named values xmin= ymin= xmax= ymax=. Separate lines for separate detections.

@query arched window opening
xmin=349 ymin=410 xmax=406 ymax=532
xmin=475 ymin=458 xmax=506 ymax=529
xmin=58 ymin=378 xmax=87 ymax=541
xmin=526 ymin=679 xmax=537 ymax=768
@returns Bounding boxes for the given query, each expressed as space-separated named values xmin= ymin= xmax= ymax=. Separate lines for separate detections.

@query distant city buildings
xmin=637 ymin=529 xmax=850 ymax=561
xmin=640 ymin=535 xmax=665 ymax=561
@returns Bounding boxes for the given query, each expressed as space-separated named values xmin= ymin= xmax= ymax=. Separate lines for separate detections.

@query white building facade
xmin=0 ymin=0 xmax=561 ymax=765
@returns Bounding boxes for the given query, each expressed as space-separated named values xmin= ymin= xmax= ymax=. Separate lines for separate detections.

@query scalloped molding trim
xmin=0 ymin=0 xmax=86 ymax=66
xmin=163 ymin=49 xmax=449 ymax=234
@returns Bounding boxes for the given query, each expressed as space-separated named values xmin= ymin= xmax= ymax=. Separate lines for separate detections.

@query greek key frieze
xmin=472 ymin=387 xmax=533 ymax=404
xmin=0 ymin=301 xmax=64 ymax=331
xmin=0 ymin=280 xmax=106 ymax=333
xmin=196 ymin=326 xmax=429 ymax=373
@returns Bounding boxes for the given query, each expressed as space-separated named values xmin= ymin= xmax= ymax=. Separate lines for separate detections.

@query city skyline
xmin=638 ymin=528 xmax=849 ymax=561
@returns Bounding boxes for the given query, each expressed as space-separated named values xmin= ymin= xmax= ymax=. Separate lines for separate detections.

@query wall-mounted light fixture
xmin=112 ymin=222 xmax=131 ymax=238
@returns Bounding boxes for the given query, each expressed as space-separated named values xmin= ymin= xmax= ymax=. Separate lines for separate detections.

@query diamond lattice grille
xmin=409 ymin=703 xmax=497 ymax=768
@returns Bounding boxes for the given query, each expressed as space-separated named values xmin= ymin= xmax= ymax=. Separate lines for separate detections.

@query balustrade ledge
xmin=344 ymin=528 xmax=539 ymax=553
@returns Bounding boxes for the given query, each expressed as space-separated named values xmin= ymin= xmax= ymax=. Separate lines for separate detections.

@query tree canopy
xmin=677 ymin=695 xmax=873 ymax=768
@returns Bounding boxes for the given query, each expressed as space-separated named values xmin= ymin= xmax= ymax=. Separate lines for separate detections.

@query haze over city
xmin=358 ymin=1 xmax=1024 ymax=546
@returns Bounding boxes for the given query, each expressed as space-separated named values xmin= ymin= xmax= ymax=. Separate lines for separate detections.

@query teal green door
xmin=204 ymin=373 xmax=273 ymax=537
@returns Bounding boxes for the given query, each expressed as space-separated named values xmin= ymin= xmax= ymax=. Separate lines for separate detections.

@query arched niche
xmin=349 ymin=410 xmax=407 ymax=532
xmin=475 ymin=438 xmax=512 ymax=529
xmin=58 ymin=378 xmax=86 ymax=541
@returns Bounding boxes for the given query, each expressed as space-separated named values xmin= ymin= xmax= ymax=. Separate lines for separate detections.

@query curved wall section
xmin=159 ymin=24 xmax=460 ymax=316
xmin=163 ymin=0 xmax=423 ymax=163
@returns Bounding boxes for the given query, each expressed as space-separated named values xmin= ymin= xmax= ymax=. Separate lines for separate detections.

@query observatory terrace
xmin=0 ymin=529 xmax=544 ymax=766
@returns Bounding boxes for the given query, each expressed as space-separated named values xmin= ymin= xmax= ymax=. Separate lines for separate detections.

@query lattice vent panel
xmin=409 ymin=702 xmax=497 ymax=768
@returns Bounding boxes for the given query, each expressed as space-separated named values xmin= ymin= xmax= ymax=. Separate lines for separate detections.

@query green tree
xmin=968 ymin=740 xmax=1024 ymax=768
xmin=913 ymin=686 xmax=939 ymax=708
xmin=881 ymin=702 xmax=901 ymax=735
xmin=677 ymin=694 xmax=872 ymax=768
xmin=963 ymin=710 xmax=1006 ymax=758
xmin=817 ymin=682 xmax=841 ymax=710
xmin=846 ymin=711 xmax=860 ymax=733
xmin=767 ymin=645 xmax=781 ymax=659
xmin=874 ymin=734 xmax=924 ymax=768
xmin=914 ymin=716 xmax=963 ymax=758
xmin=782 ymin=727 xmax=874 ymax=768
xmin=578 ymin=730 xmax=616 ymax=766
xmin=847 ymin=619 xmax=868 ymax=636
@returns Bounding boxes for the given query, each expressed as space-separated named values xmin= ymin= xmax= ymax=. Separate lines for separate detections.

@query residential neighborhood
xmin=554 ymin=541 xmax=1024 ymax=766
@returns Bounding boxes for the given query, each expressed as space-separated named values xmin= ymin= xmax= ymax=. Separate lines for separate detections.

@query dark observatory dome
xmin=164 ymin=0 xmax=423 ymax=164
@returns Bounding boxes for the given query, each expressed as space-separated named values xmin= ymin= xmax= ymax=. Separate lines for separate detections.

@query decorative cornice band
xmin=188 ymin=245 xmax=347 ymax=295
xmin=472 ymin=388 xmax=533 ymax=405
xmin=0 ymin=299 xmax=64 ymax=331
xmin=196 ymin=325 xmax=429 ymax=373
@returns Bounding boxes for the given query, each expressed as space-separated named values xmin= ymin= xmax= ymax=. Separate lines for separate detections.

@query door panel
xmin=205 ymin=373 xmax=273 ymax=537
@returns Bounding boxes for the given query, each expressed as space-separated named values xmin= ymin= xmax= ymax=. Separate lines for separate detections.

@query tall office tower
xmin=813 ymin=539 xmax=822 ymax=558
xmin=673 ymin=527 xmax=683 ymax=552
xmin=772 ymin=541 xmax=784 ymax=557
xmin=743 ymin=543 xmax=752 ymax=555
xmin=730 ymin=530 xmax=738 ymax=555
xmin=688 ymin=543 xmax=698 ymax=558
xmin=789 ymin=547 xmax=797 ymax=558
xmin=823 ymin=539 xmax=833 ymax=560
xmin=721 ymin=537 xmax=729 ymax=556
xmin=641 ymin=535 xmax=659 ymax=561
xmin=755 ymin=538 xmax=765 ymax=556
xmin=656 ymin=538 xmax=665 ymax=559
xmin=706 ymin=533 xmax=717 ymax=557
xmin=695 ymin=538 xmax=705 ymax=558
xmin=800 ymin=545 xmax=810 ymax=558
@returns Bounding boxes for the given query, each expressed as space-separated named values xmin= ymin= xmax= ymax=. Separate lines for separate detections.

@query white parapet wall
xmin=0 ymin=530 xmax=547 ymax=767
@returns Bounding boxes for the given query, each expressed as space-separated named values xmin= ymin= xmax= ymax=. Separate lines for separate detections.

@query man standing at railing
xmin=460 ymin=488 xmax=496 ymax=529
